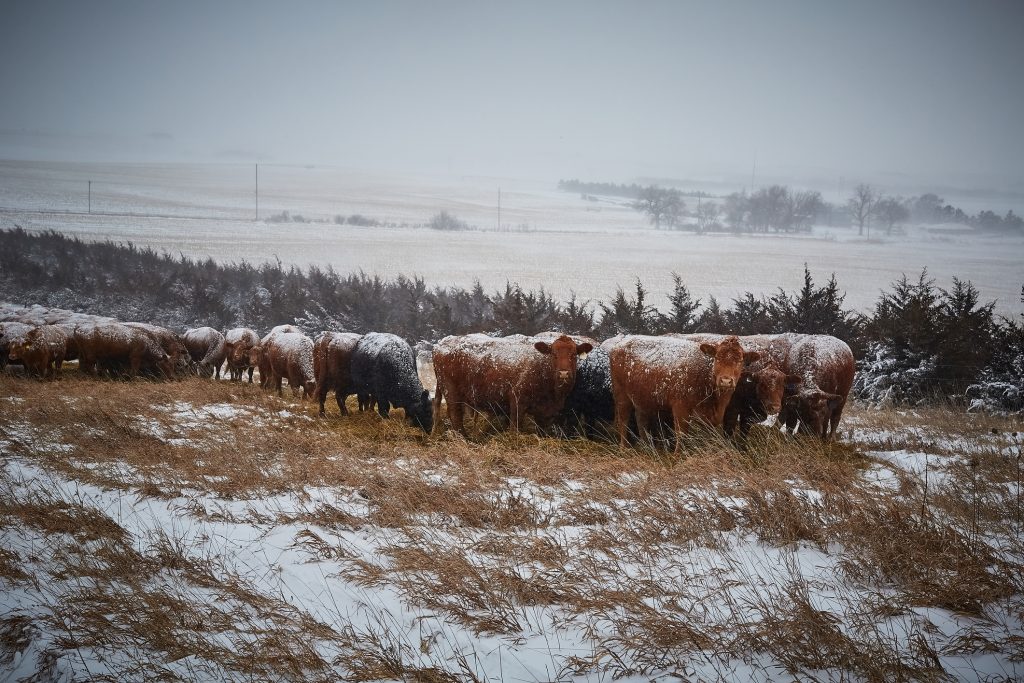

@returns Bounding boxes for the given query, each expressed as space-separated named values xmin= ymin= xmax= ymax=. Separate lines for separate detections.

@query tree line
xmin=560 ymin=179 xmax=1024 ymax=235
xmin=1 ymin=227 xmax=1021 ymax=410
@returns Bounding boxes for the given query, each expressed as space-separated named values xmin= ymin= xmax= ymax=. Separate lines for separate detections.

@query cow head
xmin=699 ymin=336 xmax=760 ymax=392
xmin=407 ymin=389 xmax=433 ymax=433
xmin=248 ymin=345 xmax=263 ymax=366
xmin=534 ymin=335 xmax=593 ymax=391
xmin=792 ymin=388 xmax=843 ymax=437
xmin=743 ymin=367 xmax=802 ymax=415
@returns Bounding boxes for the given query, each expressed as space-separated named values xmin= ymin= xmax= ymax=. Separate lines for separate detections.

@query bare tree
xmin=633 ymin=186 xmax=685 ymax=229
xmin=873 ymin=195 xmax=910 ymax=235
xmin=847 ymin=183 xmax=876 ymax=236
xmin=694 ymin=200 xmax=721 ymax=234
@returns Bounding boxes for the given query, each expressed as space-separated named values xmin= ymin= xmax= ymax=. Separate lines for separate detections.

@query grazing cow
xmin=609 ymin=335 xmax=760 ymax=452
xmin=123 ymin=323 xmax=189 ymax=376
xmin=75 ymin=323 xmax=174 ymax=378
xmin=1 ymin=322 xmax=33 ymax=370
xmin=313 ymin=331 xmax=362 ymax=416
xmin=351 ymin=332 xmax=433 ymax=433
xmin=778 ymin=335 xmax=855 ymax=440
xmin=249 ymin=325 xmax=303 ymax=388
xmin=183 ymin=327 xmax=227 ymax=379
xmin=262 ymin=331 xmax=316 ymax=398
xmin=223 ymin=327 xmax=260 ymax=382
xmin=432 ymin=333 xmax=593 ymax=435
xmin=667 ymin=333 xmax=802 ymax=437
xmin=8 ymin=325 xmax=68 ymax=378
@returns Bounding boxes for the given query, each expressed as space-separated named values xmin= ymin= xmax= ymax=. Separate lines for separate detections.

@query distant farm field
xmin=1 ymin=160 xmax=1022 ymax=315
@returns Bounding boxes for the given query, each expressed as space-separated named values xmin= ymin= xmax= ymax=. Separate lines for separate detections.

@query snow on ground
xmin=2 ymin=392 xmax=1023 ymax=680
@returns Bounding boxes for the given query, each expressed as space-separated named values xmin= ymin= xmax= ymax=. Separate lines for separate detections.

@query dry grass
xmin=1 ymin=369 xmax=1022 ymax=680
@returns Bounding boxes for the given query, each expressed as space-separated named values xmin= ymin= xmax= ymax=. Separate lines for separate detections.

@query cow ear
xmin=534 ymin=341 xmax=552 ymax=354
xmin=576 ymin=342 xmax=593 ymax=358
xmin=785 ymin=374 xmax=803 ymax=385
xmin=699 ymin=342 xmax=718 ymax=357
xmin=742 ymin=350 xmax=761 ymax=363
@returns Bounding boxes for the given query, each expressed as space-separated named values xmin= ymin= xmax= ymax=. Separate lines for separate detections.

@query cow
xmin=261 ymin=331 xmax=316 ymax=398
xmin=778 ymin=335 xmax=855 ymax=440
xmin=1 ymin=322 xmax=33 ymax=371
xmin=75 ymin=323 xmax=174 ymax=378
xmin=351 ymin=332 xmax=433 ymax=433
xmin=432 ymin=333 xmax=593 ymax=435
xmin=249 ymin=325 xmax=303 ymax=388
xmin=223 ymin=327 xmax=260 ymax=382
xmin=7 ymin=325 xmax=68 ymax=378
xmin=183 ymin=327 xmax=227 ymax=379
xmin=666 ymin=333 xmax=802 ymax=438
xmin=123 ymin=323 xmax=189 ymax=377
xmin=609 ymin=335 xmax=760 ymax=452
xmin=313 ymin=331 xmax=362 ymax=416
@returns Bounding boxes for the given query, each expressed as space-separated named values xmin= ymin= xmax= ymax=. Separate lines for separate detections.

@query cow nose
xmin=719 ymin=377 xmax=735 ymax=389
xmin=558 ymin=370 xmax=570 ymax=382
xmin=766 ymin=403 xmax=781 ymax=414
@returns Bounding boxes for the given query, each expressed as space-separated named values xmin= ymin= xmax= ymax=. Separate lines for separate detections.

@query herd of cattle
xmin=0 ymin=306 xmax=855 ymax=450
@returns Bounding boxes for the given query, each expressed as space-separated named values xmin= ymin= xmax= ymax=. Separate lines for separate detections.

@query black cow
xmin=350 ymin=332 xmax=432 ymax=433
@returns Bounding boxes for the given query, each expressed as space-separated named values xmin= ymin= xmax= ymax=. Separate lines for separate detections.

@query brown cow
xmin=778 ymin=335 xmax=855 ymax=440
xmin=75 ymin=323 xmax=174 ymax=378
xmin=262 ymin=331 xmax=316 ymax=398
xmin=249 ymin=325 xmax=304 ymax=388
xmin=432 ymin=333 xmax=593 ymax=435
xmin=609 ymin=335 xmax=760 ymax=452
xmin=8 ymin=325 xmax=68 ymax=378
xmin=123 ymin=323 xmax=189 ymax=377
xmin=183 ymin=327 xmax=227 ymax=379
xmin=667 ymin=333 xmax=802 ymax=437
xmin=313 ymin=331 xmax=362 ymax=416
xmin=224 ymin=327 xmax=260 ymax=382
xmin=1 ymin=321 xmax=33 ymax=370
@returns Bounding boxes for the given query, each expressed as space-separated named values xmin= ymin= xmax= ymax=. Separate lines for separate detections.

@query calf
xmin=183 ymin=327 xmax=226 ymax=379
xmin=351 ymin=332 xmax=433 ymax=433
xmin=609 ymin=335 xmax=759 ymax=452
xmin=224 ymin=327 xmax=260 ymax=382
xmin=432 ymin=333 xmax=592 ymax=435
xmin=8 ymin=325 xmax=68 ymax=378
xmin=313 ymin=331 xmax=362 ymax=416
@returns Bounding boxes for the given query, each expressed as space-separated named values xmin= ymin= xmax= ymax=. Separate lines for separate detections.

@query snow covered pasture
xmin=1 ymin=372 xmax=1022 ymax=681
xmin=2 ymin=160 xmax=1023 ymax=315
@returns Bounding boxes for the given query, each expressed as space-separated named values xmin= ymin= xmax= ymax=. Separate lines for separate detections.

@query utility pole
xmin=750 ymin=150 xmax=757 ymax=193
xmin=88 ymin=181 xmax=91 ymax=214
xmin=497 ymin=187 xmax=501 ymax=231
xmin=255 ymin=163 xmax=259 ymax=221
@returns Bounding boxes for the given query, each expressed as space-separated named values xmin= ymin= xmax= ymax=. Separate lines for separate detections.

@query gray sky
xmin=1 ymin=1 xmax=1022 ymax=189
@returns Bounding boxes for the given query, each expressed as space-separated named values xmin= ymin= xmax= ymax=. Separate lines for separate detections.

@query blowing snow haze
xmin=1 ymin=0 xmax=1023 ymax=191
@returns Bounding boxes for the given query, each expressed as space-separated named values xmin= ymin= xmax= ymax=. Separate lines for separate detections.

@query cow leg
xmin=377 ymin=399 xmax=390 ymax=418
xmin=828 ymin=401 xmax=846 ymax=441
xmin=614 ymin=394 xmax=633 ymax=449
xmin=634 ymin=407 xmax=653 ymax=449
xmin=448 ymin=400 xmax=466 ymax=436
xmin=671 ymin=403 xmax=691 ymax=455
xmin=336 ymin=389 xmax=349 ymax=416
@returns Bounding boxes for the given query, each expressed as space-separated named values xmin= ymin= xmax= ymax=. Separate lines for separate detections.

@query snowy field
xmin=1 ymin=372 xmax=1022 ymax=681
xmin=1 ymin=160 xmax=1022 ymax=315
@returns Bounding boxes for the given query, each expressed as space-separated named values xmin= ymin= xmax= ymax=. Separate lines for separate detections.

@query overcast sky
xmin=1 ymin=1 xmax=1022 ymax=189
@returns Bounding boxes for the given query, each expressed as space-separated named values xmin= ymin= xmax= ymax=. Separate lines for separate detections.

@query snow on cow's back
xmin=225 ymin=327 xmax=258 ymax=344
xmin=436 ymin=333 xmax=550 ymax=367
xmin=359 ymin=332 xmax=415 ymax=364
xmin=184 ymin=327 xmax=221 ymax=346
xmin=262 ymin=324 xmax=302 ymax=344
xmin=270 ymin=332 xmax=315 ymax=377
xmin=614 ymin=334 xmax=706 ymax=371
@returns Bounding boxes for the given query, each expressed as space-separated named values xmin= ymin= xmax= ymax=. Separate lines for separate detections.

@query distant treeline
xmin=1 ymin=227 xmax=1021 ymax=410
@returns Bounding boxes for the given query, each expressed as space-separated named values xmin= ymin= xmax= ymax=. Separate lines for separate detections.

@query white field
xmin=1 ymin=160 xmax=1022 ymax=315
